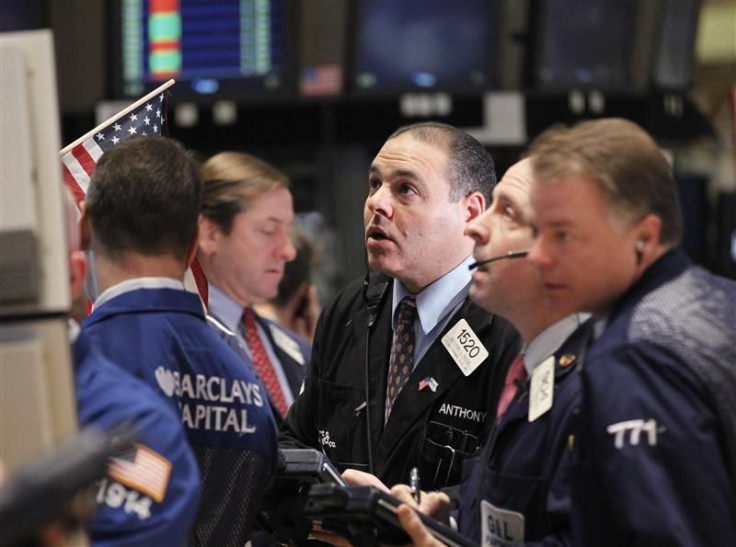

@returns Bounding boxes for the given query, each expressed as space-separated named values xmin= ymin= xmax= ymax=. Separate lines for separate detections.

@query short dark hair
xmin=85 ymin=136 xmax=202 ymax=262
xmin=200 ymin=151 xmax=290 ymax=235
xmin=389 ymin=121 xmax=496 ymax=205
xmin=529 ymin=118 xmax=682 ymax=246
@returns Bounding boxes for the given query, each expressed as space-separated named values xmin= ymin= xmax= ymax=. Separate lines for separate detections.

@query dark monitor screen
xmin=109 ymin=0 xmax=294 ymax=101
xmin=534 ymin=0 xmax=636 ymax=91
xmin=0 ymin=0 xmax=46 ymax=32
xmin=349 ymin=0 xmax=496 ymax=95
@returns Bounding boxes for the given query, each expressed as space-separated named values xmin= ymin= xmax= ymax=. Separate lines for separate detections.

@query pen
xmin=409 ymin=466 xmax=421 ymax=505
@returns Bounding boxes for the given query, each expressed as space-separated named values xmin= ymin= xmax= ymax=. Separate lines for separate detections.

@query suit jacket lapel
xmin=378 ymin=298 xmax=494 ymax=462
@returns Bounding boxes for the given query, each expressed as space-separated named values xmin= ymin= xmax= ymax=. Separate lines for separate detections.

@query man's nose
xmin=367 ymin=186 xmax=392 ymax=218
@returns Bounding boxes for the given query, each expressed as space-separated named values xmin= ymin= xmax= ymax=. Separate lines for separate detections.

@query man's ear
xmin=197 ymin=214 xmax=221 ymax=256
xmin=631 ymin=213 xmax=662 ymax=267
xmin=79 ymin=202 xmax=91 ymax=251
xmin=69 ymin=250 xmax=88 ymax=301
xmin=464 ymin=191 xmax=486 ymax=222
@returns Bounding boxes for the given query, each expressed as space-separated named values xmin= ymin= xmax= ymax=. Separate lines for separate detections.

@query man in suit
xmin=78 ymin=137 xmax=278 ymax=546
xmin=280 ymin=122 xmax=521 ymax=491
xmin=392 ymin=158 xmax=590 ymax=546
xmin=197 ymin=151 xmax=310 ymax=423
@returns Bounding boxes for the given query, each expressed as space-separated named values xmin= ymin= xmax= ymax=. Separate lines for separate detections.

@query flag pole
xmin=59 ymin=79 xmax=176 ymax=156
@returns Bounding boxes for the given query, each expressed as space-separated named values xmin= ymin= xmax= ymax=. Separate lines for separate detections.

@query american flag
xmin=61 ymin=93 xmax=167 ymax=204
xmin=299 ymin=64 xmax=342 ymax=97
xmin=418 ymin=376 xmax=438 ymax=392
xmin=59 ymin=80 xmax=209 ymax=306
xmin=108 ymin=442 xmax=172 ymax=503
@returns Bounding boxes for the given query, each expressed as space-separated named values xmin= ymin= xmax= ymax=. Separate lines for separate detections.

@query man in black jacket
xmin=279 ymin=122 xmax=520 ymax=490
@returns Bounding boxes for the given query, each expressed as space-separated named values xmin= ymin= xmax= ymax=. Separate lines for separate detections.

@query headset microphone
xmin=468 ymin=250 xmax=529 ymax=270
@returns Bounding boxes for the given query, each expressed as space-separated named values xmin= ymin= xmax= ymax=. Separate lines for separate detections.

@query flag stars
xmin=145 ymin=103 xmax=153 ymax=111
xmin=153 ymin=124 xmax=159 ymax=133
xmin=113 ymin=123 xmax=122 ymax=132
xmin=156 ymin=109 xmax=161 ymax=119
xmin=144 ymin=116 xmax=151 ymax=126
xmin=128 ymin=126 xmax=137 ymax=135
xmin=112 ymin=136 xmax=120 ymax=145
xmin=159 ymin=93 xmax=164 ymax=102
xmin=129 ymin=113 xmax=138 ymax=122
xmin=95 ymin=132 xmax=105 ymax=141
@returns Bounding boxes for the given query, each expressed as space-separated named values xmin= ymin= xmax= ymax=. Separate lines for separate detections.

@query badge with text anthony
xmin=441 ymin=319 xmax=489 ymax=376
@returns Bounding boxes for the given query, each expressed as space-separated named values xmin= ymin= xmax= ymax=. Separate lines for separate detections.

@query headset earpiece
xmin=635 ymin=239 xmax=645 ymax=265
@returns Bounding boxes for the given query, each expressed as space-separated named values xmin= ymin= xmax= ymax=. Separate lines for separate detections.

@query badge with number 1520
xmin=442 ymin=319 xmax=489 ymax=376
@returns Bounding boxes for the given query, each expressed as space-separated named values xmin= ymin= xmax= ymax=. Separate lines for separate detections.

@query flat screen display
xmin=534 ymin=0 xmax=636 ymax=91
xmin=350 ymin=0 xmax=496 ymax=95
xmin=110 ymin=0 xmax=293 ymax=100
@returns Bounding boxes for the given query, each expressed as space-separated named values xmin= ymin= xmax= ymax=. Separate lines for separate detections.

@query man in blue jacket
xmin=64 ymin=188 xmax=200 ymax=545
xmin=78 ymin=137 xmax=278 ymax=546
xmin=527 ymin=118 xmax=736 ymax=544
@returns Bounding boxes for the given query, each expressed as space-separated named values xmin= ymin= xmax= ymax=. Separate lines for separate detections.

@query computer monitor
xmin=0 ymin=29 xmax=78 ymax=473
xmin=532 ymin=0 xmax=638 ymax=92
xmin=109 ymin=0 xmax=295 ymax=102
xmin=348 ymin=0 xmax=497 ymax=96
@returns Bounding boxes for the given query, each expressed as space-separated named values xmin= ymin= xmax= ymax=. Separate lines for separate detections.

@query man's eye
xmin=556 ymin=230 xmax=571 ymax=242
xmin=399 ymin=184 xmax=416 ymax=195
xmin=368 ymin=178 xmax=381 ymax=190
xmin=503 ymin=206 xmax=515 ymax=220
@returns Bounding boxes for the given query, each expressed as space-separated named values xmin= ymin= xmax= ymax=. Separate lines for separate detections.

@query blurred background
xmin=2 ymin=0 xmax=735 ymax=300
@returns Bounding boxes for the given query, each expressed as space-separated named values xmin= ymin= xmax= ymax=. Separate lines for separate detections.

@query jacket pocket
xmin=316 ymin=379 xmax=368 ymax=470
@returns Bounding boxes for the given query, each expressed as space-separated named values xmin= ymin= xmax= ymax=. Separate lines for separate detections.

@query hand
xmin=342 ymin=469 xmax=390 ymax=492
xmin=396 ymin=504 xmax=444 ymax=547
xmin=390 ymin=484 xmax=450 ymax=525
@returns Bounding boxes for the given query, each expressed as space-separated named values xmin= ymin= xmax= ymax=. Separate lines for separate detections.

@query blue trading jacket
xmin=80 ymin=287 xmax=279 ymax=545
xmin=75 ymin=338 xmax=201 ymax=546
xmin=572 ymin=249 xmax=736 ymax=546
xmin=80 ymin=288 xmax=277 ymax=456
xmin=458 ymin=322 xmax=591 ymax=545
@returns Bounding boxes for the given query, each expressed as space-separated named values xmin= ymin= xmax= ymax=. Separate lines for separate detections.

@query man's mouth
xmin=366 ymin=227 xmax=391 ymax=242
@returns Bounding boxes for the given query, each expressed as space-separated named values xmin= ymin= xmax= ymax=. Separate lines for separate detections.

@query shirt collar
xmin=207 ymin=283 xmax=246 ymax=333
xmin=392 ymin=254 xmax=474 ymax=334
xmin=94 ymin=277 xmax=184 ymax=309
xmin=524 ymin=313 xmax=591 ymax=375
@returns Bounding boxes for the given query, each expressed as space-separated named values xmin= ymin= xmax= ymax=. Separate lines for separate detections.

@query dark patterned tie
xmin=385 ymin=297 xmax=417 ymax=422
xmin=242 ymin=308 xmax=289 ymax=418
xmin=495 ymin=353 xmax=527 ymax=421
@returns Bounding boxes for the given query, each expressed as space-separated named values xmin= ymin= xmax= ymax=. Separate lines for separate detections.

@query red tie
xmin=496 ymin=354 xmax=527 ymax=421
xmin=242 ymin=308 xmax=289 ymax=418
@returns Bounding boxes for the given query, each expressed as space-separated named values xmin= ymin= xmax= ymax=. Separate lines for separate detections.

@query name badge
xmin=441 ymin=319 xmax=489 ymax=376
xmin=481 ymin=500 xmax=525 ymax=546
xmin=268 ymin=324 xmax=306 ymax=365
xmin=528 ymin=356 xmax=555 ymax=422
